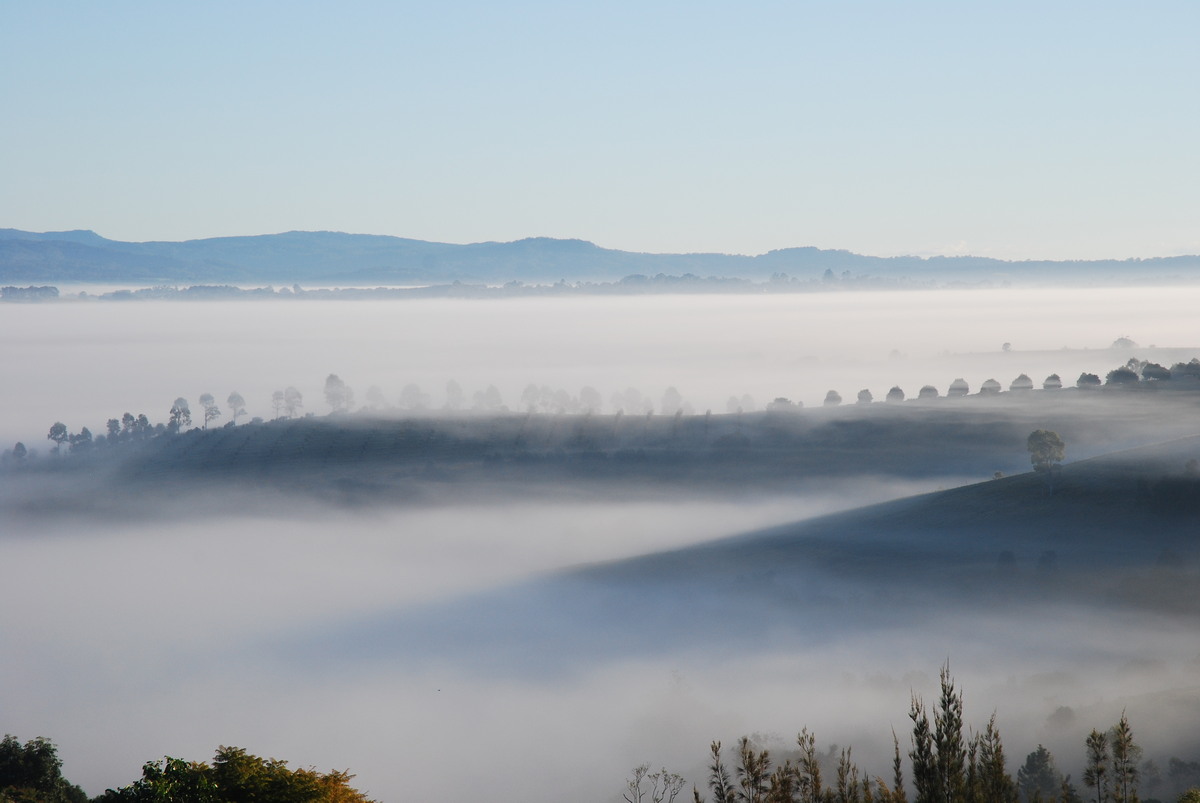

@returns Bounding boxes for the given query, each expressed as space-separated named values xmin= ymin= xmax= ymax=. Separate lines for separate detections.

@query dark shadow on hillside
xmin=6 ymin=390 xmax=1200 ymax=523
xmin=267 ymin=437 xmax=1200 ymax=679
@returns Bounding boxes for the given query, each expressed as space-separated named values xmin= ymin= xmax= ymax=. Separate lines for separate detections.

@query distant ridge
xmin=2 ymin=228 xmax=1200 ymax=285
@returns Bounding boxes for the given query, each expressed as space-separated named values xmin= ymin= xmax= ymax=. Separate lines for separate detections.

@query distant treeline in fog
xmin=0 ymin=272 xmax=932 ymax=303
xmin=8 ymin=353 xmax=1200 ymax=468
xmin=633 ymin=668 xmax=1200 ymax=803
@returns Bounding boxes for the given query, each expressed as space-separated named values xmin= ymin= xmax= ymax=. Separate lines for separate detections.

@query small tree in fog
xmin=1077 ymin=372 xmax=1101 ymax=389
xmin=705 ymin=742 xmax=736 ymax=803
xmin=472 ymin=385 xmax=503 ymax=412
xmin=271 ymin=391 xmax=285 ymax=419
xmin=823 ymin=390 xmax=842 ymax=407
xmin=735 ymin=736 xmax=771 ymax=803
xmin=980 ymin=378 xmax=1002 ymax=394
xmin=1010 ymin=374 xmax=1033 ymax=391
xmin=917 ymin=384 xmax=939 ymax=400
xmin=579 ymin=386 xmax=602 ymax=414
xmin=227 ymin=392 xmax=246 ymax=423
xmin=856 ymin=388 xmax=873 ymax=405
xmin=364 ymin=385 xmax=389 ymax=411
xmin=69 ymin=426 xmax=92 ymax=451
xmin=623 ymin=764 xmax=685 ymax=803
xmin=399 ymin=383 xmax=428 ymax=411
xmin=1105 ymin=367 xmax=1139 ymax=386
xmin=1109 ymin=712 xmax=1141 ymax=803
xmin=283 ymin=387 xmax=303 ymax=418
xmin=1043 ymin=374 xmax=1063 ymax=390
xmin=47 ymin=422 xmax=68 ymax=453
xmin=521 ymin=384 xmax=540 ymax=412
xmin=168 ymin=398 xmax=192 ymax=433
xmin=948 ymin=378 xmax=969 ymax=397
xmin=1141 ymin=362 xmax=1170 ymax=381
xmin=1018 ymin=745 xmax=1062 ymax=802
xmin=975 ymin=714 xmax=1018 ymax=803
xmin=1170 ymin=358 xmax=1200 ymax=380
xmin=660 ymin=386 xmax=683 ymax=416
xmin=1083 ymin=730 xmax=1109 ymax=803
xmin=1027 ymin=429 xmax=1064 ymax=471
xmin=1028 ymin=429 xmax=1065 ymax=494
xmin=324 ymin=374 xmax=354 ymax=413
xmin=885 ymin=386 xmax=905 ymax=403
xmin=199 ymin=393 xmax=221 ymax=429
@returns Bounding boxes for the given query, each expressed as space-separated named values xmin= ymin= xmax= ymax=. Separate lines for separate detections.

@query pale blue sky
xmin=2 ymin=1 xmax=1197 ymax=259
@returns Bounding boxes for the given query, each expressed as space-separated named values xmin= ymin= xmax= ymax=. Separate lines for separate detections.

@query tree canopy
xmin=1027 ymin=430 xmax=1065 ymax=473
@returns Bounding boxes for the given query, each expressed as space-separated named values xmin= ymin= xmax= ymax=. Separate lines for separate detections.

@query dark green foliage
xmin=971 ymin=715 xmax=1017 ymax=803
xmin=46 ymin=422 xmax=67 ymax=452
xmin=1142 ymin=363 xmax=1170 ymax=381
xmin=909 ymin=696 xmax=936 ymax=803
xmin=0 ymin=736 xmax=87 ymax=803
xmin=1106 ymin=367 xmax=1140 ymax=386
xmin=735 ymin=737 xmax=771 ymax=803
xmin=707 ymin=742 xmax=736 ymax=803
xmin=835 ymin=747 xmax=861 ymax=803
xmin=93 ymin=746 xmax=374 ymax=803
xmin=1083 ymin=730 xmax=1109 ymax=803
xmin=1017 ymin=745 xmax=1060 ymax=802
xmin=1026 ymin=430 xmax=1065 ymax=472
xmin=1058 ymin=776 xmax=1083 ymax=803
xmin=1110 ymin=713 xmax=1141 ymax=803
xmin=892 ymin=732 xmax=908 ymax=803
xmin=797 ymin=729 xmax=823 ymax=803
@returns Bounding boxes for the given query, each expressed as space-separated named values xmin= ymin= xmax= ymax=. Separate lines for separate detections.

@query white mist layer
xmin=3 ymin=287 xmax=1200 ymax=448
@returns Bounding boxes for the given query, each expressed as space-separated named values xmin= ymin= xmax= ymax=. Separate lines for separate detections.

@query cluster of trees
xmin=636 ymin=668 xmax=1200 ymax=803
xmin=0 ymin=735 xmax=87 ymax=803
xmin=22 ymin=391 xmax=254 ymax=461
xmin=806 ymin=356 xmax=1200 ymax=411
xmin=0 ymin=739 xmax=374 ymax=803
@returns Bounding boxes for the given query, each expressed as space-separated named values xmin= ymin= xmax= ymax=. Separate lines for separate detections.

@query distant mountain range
xmin=3 ymin=228 xmax=1200 ymax=285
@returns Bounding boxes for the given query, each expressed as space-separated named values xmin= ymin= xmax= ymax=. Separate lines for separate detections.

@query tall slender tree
xmin=706 ymin=742 xmax=735 ymax=803
xmin=973 ymin=715 xmax=1017 ymax=803
xmin=892 ymin=731 xmax=909 ymax=803
xmin=797 ymin=728 xmax=823 ymax=803
xmin=1109 ymin=713 xmax=1140 ymax=803
xmin=910 ymin=695 xmax=936 ymax=803
xmin=736 ymin=736 xmax=771 ymax=803
xmin=933 ymin=666 xmax=967 ymax=803
xmin=1082 ymin=730 xmax=1109 ymax=803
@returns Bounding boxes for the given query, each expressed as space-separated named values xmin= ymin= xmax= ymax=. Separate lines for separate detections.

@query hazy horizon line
xmin=8 ymin=226 xmax=1200 ymax=265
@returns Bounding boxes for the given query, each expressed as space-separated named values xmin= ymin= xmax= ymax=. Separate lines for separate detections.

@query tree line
xmin=0 ymin=737 xmax=374 ymax=803
xmin=8 ymin=353 xmax=1200 ymax=466
xmin=629 ymin=668 xmax=1200 ymax=803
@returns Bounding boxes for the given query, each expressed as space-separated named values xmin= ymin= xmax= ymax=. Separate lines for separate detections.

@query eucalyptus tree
xmin=168 ymin=398 xmax=191 ymax=433
xmin=198 ymin=393 xmax=221 ymax=428
xmin=226 ymin=391 xmax=246 ymax=423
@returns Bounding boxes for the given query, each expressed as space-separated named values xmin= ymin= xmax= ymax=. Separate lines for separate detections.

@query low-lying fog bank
xmin=5 ymin=287 xmax=1200 ymax=449
xmin=6 ymin=438 xmax=1200 ymax=801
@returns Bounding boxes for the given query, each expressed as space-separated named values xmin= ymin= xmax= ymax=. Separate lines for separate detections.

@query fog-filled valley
xmin=5 ymin=288 xmax=1200 ymax=802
